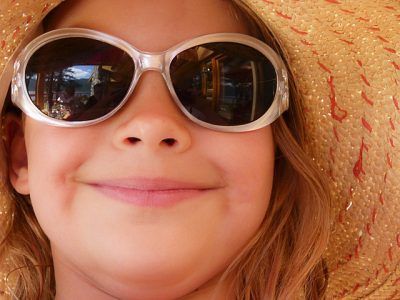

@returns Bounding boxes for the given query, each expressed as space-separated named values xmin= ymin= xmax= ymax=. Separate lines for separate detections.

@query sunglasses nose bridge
xmin=139 ymin=53 xmax=165 ymax=73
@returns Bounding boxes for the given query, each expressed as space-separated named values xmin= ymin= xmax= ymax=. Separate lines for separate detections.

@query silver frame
xmin=12 ymin=28 xmax=289 ymax=132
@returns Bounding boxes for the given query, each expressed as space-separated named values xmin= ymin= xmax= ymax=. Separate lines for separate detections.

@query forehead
xmin=45 ymin=0 xmax=251 ymax=51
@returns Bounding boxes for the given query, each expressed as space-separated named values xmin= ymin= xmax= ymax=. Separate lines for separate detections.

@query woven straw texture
xmin=0 ymin=0 xmax=399 ymax=299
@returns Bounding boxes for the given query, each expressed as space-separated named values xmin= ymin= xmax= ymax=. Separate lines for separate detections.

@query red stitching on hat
xmin=396 ymin=234 xmax=400 ymax=247
xmin=379 ymin=192 xmax=385 ymax=204
xmin=340 ymin=9 xmax=355 ymax=14
xmin=384 ymin=47 xmax=397 ymax=54
xmin=368 ymin=26 xmax=381 ymax=32
xmin=276 ymin=11 xmax=292 ymax=20
xmin=318 ymin=62 xmax=332 ymax=73
xmin=384 ymin=6 xmax=396 ymax=11
xmin=262 ymin=0 xmax=274 ymax=4
xmin=371 ymin=207 xmax=377 ymax=224
xmin=361 ymin=91 xmax=374 ymax=105
xmin=366 ymin=223 xmax=372 ymax=235
xmin=354 ymin=245 xmax=360 ymax=259
xmin=351 ymin=283 xmax=360 ymax=293
xmin=328 ymin=76 xmax=348 ymax=121
xmin=389 ymin=137 xmax=395 ymax=148
xmin=325 ymin=0 xmax=341 ymax=4
xmin=382 ymin=263 xmax=389 ymax=273
xmin=388 ymin=247 xmax=393 ymax=261
xmin=357 ymin=17 xmax=370 ymax=22
xmin=332 ymin=30 xmax=345 ymax=35
xmin=360 ymin=74 xmax=371 ymax=86
xmin=393 ymin=97 xmax=400 ymax=110
xmin=361 ymin=117 xmax=372 ymax=133
xmin=1 ymin=40 xmax=5 ymax=50
xmin=290 ymin=26 xmax=308 ymax=35
xmin=389 ymin=118 xmax=396 ymax=130
xmin=333 ymin=126 xmax=340 ymax=142
xmin=357 ymin=60 xmax=363 ymax=67
xmin=340 ymin=38 xmax=354 ymax=45
xmin=26 ymin=15 xmax=32 ymax=25
xmin=377 ymin=35 xmax=389 ymax=43
xmin=365 ymin=277 xmax=371 ymax=287
xmin=386 ymin=153 xmax=393 ymax=168
xmin=353 ymin=138 xmax=367 ymax=180
xmin=392 ymin=62 xmax=400 ymax=70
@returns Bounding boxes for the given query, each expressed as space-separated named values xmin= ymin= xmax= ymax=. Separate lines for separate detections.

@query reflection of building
xmin=89 ymin=65 xmax=113 ymax=96
xmin=197 ymin=46 xmax=258 ymax=122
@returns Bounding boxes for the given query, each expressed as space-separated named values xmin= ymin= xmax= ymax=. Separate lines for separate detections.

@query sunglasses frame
xmin=12 ymin=28 xmax=289 ymax=132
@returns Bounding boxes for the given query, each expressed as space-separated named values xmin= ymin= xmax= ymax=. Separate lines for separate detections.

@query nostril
xmin=126 ymin=137 xmax=141 ymax=144
xmin=162 ymin=138 xmax=177 ymax=146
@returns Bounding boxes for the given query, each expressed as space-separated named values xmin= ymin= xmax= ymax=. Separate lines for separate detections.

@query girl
xmin=0 ymin=0 xmax=332 ymax=299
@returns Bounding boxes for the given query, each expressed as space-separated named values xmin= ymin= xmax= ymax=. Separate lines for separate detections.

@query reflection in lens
xmin=170 ymin=42 xmax=276 ymax=126
xmin=25 ymin=37 xmax=135 ymax=121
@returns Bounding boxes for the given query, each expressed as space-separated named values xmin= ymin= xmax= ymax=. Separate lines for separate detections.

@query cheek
xmin=213 ymin=127 xmax=274 ymax=204
xmin=24 ymin=119 xmax=94 ymax=225
xmin=201 ymin=127 xmax=275 ymax=245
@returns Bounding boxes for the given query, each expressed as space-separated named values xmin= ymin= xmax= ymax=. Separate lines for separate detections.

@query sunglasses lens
xmin=25 ymin=37 xmax=135 ymax=121
xmin=170 ymin=42 xmax=277 ymax=126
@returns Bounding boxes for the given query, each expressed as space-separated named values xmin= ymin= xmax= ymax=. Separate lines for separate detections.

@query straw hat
xmin=0 ymin=0 xmax=399 ymax=298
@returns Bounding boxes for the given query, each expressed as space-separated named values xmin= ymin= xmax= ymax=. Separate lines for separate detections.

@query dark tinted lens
xmin=25 ymin=37 xmax=135 ymax=121
xmin=170 ymin=42 xmax=276 ymax=126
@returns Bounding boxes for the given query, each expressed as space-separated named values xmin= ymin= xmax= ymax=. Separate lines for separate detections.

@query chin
xmin=87 ymin=268 xmax=217 ymax=300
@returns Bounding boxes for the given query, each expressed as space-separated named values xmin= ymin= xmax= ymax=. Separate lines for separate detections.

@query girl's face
xmin=10 ymin=0 xmax=274 ymax=298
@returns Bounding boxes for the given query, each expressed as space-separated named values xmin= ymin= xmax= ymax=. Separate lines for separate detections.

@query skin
xmin=8 ymin=0 xmax=275 ymax=299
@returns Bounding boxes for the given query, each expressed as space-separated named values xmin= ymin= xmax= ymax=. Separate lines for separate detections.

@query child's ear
xmin=3 ymin=114 xmax=30 ymax=195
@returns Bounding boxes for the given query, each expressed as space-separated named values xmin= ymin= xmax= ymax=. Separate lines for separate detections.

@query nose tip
xmin=113 ymin=113 xmax=192 ymax=153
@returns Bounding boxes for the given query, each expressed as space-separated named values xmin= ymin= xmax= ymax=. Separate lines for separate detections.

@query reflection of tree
xmin=54 ymin=68 xmax=81 ymax=99
xmin=26 ymin=66 xmax=85 ymax=120
xmin=27 ymin=67 xmax=80 ymax=103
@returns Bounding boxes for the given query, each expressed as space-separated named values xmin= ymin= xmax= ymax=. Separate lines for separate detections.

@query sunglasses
xmin=12 ymin=28 xmax=289 ymax=132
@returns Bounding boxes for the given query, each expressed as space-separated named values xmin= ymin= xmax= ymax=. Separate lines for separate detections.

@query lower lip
xmin=91 ymin=184 xmax=209 ymax=207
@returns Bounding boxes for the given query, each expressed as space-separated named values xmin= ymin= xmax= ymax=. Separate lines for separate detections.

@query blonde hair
xmin=0 ymin=1 xmax=331 ymax=299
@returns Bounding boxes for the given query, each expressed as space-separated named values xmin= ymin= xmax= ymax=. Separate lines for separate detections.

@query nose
xmin=112 ymin=71 xmax=192 ymax=153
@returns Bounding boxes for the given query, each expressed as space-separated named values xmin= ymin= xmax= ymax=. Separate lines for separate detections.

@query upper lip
xmin=85 ymin=177 xmax=223 ymax=191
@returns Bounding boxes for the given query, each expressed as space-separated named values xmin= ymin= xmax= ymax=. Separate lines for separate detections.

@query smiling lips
xmin=89 ymin=178 xmax=219 ymax=207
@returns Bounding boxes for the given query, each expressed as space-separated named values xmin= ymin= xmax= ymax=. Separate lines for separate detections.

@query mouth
xmin=87 ymin=177 xmax=220 ymax=207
